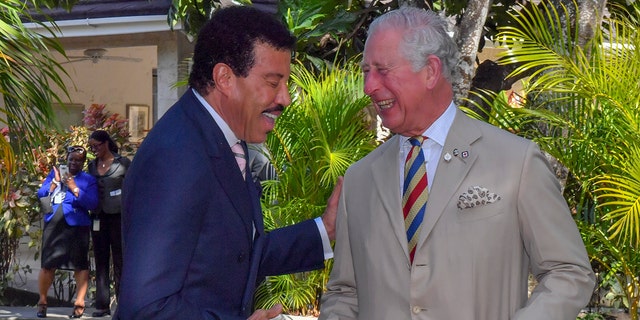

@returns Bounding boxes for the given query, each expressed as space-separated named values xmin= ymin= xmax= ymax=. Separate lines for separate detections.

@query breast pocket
xmin=456 ymin=202 xmax=504 ymax=223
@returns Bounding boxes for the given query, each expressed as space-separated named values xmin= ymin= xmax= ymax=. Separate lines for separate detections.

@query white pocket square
xmin=457 ymin=186 xmax=501 ymax=210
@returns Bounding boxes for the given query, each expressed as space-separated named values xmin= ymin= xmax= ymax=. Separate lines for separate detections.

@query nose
xmin=275 ymin=83 xmax=291 ymax=107
xmin=363 ymin=71 xmax=379 ymax=96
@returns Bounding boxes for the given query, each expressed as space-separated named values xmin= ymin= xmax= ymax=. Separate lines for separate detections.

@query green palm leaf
xmin=493 ymin=1 xmax=640 ymax=315
xmin=0 ymin=1 xmax=70 ymax=194
xmin=596 ymin=146 xmax=640 ymax=247
xmin=256 ymin=61 xmax=375 ymax=314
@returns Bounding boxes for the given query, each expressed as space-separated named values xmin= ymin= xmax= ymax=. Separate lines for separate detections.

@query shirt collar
xmin=192 ymin=88 xmax=240 ymax=147
xmin=401 ymin=101 xmax=456 ymax=147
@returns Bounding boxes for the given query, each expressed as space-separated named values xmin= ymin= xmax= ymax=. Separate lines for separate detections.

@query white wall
xmin=51 ymin=46 xmax=158 ymax=126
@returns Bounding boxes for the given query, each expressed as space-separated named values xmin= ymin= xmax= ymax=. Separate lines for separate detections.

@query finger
xmin=265 ymin=303 xmax=283 ymax=318
xmin=328 ymin=176 xmax=344 ymax=204
xmin=322 ymin=176 xmax=343 ymax=240
xmin=246 ymin=304 xmax=283 ymax=320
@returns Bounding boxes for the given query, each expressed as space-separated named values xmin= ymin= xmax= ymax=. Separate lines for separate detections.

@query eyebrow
xmin=264 ymin=72 xmax=285 ymax=80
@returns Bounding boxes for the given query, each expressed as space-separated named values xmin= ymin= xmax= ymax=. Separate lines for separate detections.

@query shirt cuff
xmin=314 ymin=217 xmax=334 ymax=260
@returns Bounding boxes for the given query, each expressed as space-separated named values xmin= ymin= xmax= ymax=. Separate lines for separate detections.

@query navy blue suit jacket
xmin=117 ymin=89 xmax=325 ymax=320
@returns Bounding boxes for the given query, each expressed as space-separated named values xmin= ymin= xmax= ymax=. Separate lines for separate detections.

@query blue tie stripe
xmin=402 ymin=136 xmax=428 ymax=263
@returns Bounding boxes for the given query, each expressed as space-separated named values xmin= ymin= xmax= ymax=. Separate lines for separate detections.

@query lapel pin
xmin=461 ymin=150 xmax=469 ymax=158
xmin=444 ymin=153 xmax=452 ymax=162
xmin=452 ymin=148 xmax=459 ymax=157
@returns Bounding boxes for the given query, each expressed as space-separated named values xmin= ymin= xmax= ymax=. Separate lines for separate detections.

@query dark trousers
xmin=91 ymin=213 xmax=123 ymax=310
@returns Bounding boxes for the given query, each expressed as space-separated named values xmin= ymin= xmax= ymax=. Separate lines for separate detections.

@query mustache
xmin=263 ymin=105 xmax=284 ymax=113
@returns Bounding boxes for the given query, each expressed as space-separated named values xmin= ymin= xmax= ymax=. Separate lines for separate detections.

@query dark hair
xmin=188 ymin=6 xmax=296 ymax=95
xmin=89 ymin=130 xmax=119 ymax=153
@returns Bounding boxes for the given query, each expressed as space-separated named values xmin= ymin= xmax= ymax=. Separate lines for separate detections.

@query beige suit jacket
xmin=320 ymin=109 xmax=595 ymax=320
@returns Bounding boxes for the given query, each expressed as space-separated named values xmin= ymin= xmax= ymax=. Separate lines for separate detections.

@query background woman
xmin=36 ymin=146 xmax=98 ymax=318
xmin=87 ymin=130 xmax=130 ymax=317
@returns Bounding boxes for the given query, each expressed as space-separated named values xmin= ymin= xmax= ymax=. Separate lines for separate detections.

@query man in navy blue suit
xmin=117 ymin=6 xmax=341 ymax=320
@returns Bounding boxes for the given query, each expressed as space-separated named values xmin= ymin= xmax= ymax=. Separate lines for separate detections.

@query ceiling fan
xmin=63 ymin=48 xmax=142 ymax=64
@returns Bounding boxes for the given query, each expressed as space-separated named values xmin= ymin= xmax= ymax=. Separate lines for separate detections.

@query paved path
xmin=0 ymin=306 xmax=315 ymax=319
xmin=0 ymin=306 xmax=109 ymax=319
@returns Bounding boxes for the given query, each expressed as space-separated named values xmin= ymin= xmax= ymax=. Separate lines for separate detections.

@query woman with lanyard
xmin=87 ymin=130 xmax=131 ymax=317
xmin=36 ymin=145 xmax=98 ymax=318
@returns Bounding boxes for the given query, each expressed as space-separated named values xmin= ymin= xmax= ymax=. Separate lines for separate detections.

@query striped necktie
xmin=231 ymin=142 xmax=247 ymax=180
xmin=403 ymin=136 xmax=428 ymax=264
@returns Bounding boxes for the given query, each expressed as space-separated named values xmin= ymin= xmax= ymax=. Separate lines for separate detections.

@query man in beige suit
xmin=319 ymin=7 xmax=595 ymax=320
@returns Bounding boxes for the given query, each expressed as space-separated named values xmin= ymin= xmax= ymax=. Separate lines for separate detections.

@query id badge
xmin=52 ymin=192 xmax=65 ymax=204
xmin=93 ymin=219 xmax=100 ymax=231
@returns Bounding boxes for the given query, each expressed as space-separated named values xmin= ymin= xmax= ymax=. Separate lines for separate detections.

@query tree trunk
xmin=397 ymin=0 xmax=429 ymax=9
xmin=577 ymin=0 xmax=607 ymax=48
xmin=452 ymin=0 xmax=492 ymax=104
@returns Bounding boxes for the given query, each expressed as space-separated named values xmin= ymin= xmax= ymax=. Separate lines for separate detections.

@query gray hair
xmin=368 ymin=7 xmax=459 ymax=82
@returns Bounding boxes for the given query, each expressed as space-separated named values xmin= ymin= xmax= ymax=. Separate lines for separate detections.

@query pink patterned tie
xmin=231 ymin=142 xmax=247 ymax=180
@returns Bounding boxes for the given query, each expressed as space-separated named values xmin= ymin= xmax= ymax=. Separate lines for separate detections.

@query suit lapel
xmin=371 ymin=136 xmax=411 ymax=261
xmin=418 ymin=109 xmax=480 ymax=248
xmin=181 ymin=90 xmax=255 ymax=240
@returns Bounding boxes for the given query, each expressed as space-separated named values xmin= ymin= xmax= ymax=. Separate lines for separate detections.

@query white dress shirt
xmin=193 ymin=89 xmax=333 ymax=259
xmin=398 ymin=102 xmax=456 ymax=196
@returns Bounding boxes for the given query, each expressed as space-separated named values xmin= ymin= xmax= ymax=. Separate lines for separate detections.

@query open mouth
xmin=375 ymin=99 xmax=395 ymax=110
xmin=263 ymin=112 xmax=278 ymax=120
xmin=262 ymin=105 xmax=284 ymax=120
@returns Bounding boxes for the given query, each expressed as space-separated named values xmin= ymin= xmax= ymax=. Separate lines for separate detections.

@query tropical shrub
xmin=82 ymin=104 xmax=136 ymax=156
xmin=468 ymin=0 xmax=640 ymax=317
xmin=0 ymin=105 xmax=133 ymax=299
xmin=0 ymin=0 xmax=72 ymax=296
xmin=253 ymin=62 xmax=375 ymax=315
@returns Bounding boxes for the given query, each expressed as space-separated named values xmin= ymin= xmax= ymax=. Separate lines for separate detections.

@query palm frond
xmin=257 ymin=61 xmax=375 ymax=312
xmin=0 ymin=0 xmax=70 ymax=197
xmin=595 ymin=145 xmax=640 ymax=247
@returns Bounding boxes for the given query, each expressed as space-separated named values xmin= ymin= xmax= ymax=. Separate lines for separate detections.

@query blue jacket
xmin=117 ymin=89 xmax=325 ymax=320
xmin=37 ymin=170 xmax=99 ymax=226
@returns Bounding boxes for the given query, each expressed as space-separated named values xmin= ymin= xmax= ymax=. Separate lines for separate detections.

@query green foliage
xmin=579 ymin=312 xmax=606 ymax=320
xmin=596 ymin=145 xmax=640 ymax=248
xmin=170 ymin=0 xmax=371 ymax=71
xmin=81 ymin=104 xmax=136 ymax=157
xmin=0 ymin=0 xmax=71 ymax=162
xmin=581 ymin=221 xmax=640 ymax=314
xmin=254 ymin=62 xmax=375 ymax=315
xmin=483 ymin=0 xmax=640 ymax=316
xmin=0 ymin=0 xmax=73 ymax=294
xmin=279 ymin=0 xmax=362 ymax=71
xmin=0 ymin=109 xmax=133 ymax=295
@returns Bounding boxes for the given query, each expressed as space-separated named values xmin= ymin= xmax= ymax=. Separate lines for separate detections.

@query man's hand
xmin=247 ymin=303 xmax=283 ymax=320
xmin=322 ymin=176 xmax=343 ymax=241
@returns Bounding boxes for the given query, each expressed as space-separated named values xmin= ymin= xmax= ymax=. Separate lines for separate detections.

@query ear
xmin=212 ymin=63 xmax=235 ymax=94
xmin=423 ymin=55 xmax=443 ymax=89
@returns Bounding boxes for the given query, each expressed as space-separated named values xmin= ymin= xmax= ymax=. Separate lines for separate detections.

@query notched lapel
xmin=371 ymin=136 xmax=410 ymax=260
xmin=419 ymin=109 xmax=480 ymax=247
xmin=211 ymin=153 xmax=255 ymax=240
xmin=185 ymin=94 xmax=255 ymax=240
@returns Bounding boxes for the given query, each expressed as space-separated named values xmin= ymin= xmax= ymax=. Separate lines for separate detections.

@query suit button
xmin=412 ymin=306 xmax=421 ymax=314
xmin=237 ymin=252 xmax=245 ymax=262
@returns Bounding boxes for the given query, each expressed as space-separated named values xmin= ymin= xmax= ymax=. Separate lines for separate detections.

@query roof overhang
xmin=23 ymin=15 xmax=179 ymax=38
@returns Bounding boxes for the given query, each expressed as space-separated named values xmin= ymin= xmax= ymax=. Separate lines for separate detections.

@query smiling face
xmin=88 ymin=138 xmax=107 ymax=158
xmin=67 ymin=151 xmax=86 ymax=175
xmin=216 ymin=43 xmax=292 ymax=143
xmin=362 ymin=28 xmax=443 ymax=137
